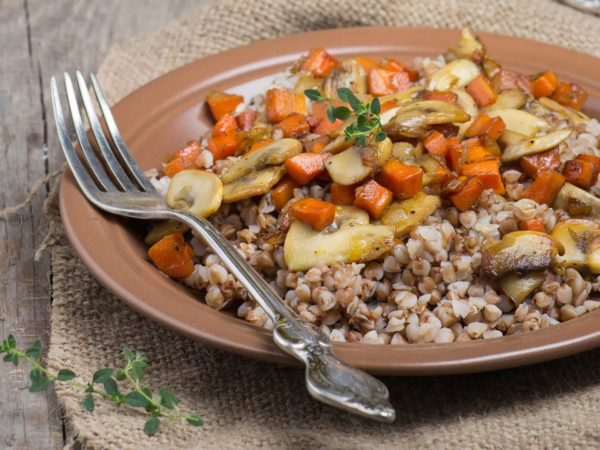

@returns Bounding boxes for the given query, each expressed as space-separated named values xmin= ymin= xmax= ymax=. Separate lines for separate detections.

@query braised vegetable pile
xmin=143 ymin=28 xmax=600 ymax=341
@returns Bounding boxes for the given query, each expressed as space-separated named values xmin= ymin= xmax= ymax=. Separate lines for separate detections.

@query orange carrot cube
xmin=353 ymin=179 xmax=393 ymax=219
xmin=291 ymin=198 xmax=336 ymax=230
xmin=300 ymin=49 xmax=339 ymax=78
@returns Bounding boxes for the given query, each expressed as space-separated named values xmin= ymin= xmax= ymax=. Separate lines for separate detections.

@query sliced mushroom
xmin=538 ymin=96 xmax=590 ymax=126
xmin=379 ymin=86 xmax=425 ymax=109
xmin=321 ymin=134 xmax=355 ymax=154
xmin=221 ymin=138 xmax=302 ymax=183
xmin=551 ymin=219 xmax=600 ymax=274
xmin=322 ymin=58 xmax=367 ymax=98
xmin=380 ymin=192 xmax=441 ymax=237
xmin=486 ymin=109 xmax=549 ymax=137
xmin=448 ymin=28 xmax=484 ymax=59
xmin=166 ymin=169 xmax=223 ymax=218
xmin=383 ymin=100 xmax=471 ymax=140
xmin=145 ymin=220 xmax=190 ymax=246
xmin=481 ymin=231 xmax=564 ymax=279
xmin=426 ymin=59 xmax=480 ymax=91
xmin=223 ymin=165 xmax=286 ymax=203
xmin=482 ymin=89 xmax=528 ymax=112
xmin=498 ymin=129 xmax=528 ymax=148
xmin=451 ymin=88 xmax=477 ymax=138
xmin=284 ymin=206 xmax=395 ymax=271
xmin=499 ymin=271 xmax=546 ymax=306
xmin=553 ymin=182 xmax=600 ymax=219
xmin=293 ymin=73 xmax=322 ymax=95
xmin=235 ymin=121 xmax=272 ymax=154
xmin=391 ymin=142 xmax=418 ymax=164
xmin=501 ymin=128 xmax=573 ymax=163
xmin=325 ymin=137 xmax=392 ymax=185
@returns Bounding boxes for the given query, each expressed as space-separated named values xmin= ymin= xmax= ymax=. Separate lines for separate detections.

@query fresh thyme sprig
xmin=1 ymin=333 xmax=203 ymax=435
xmin=304 ymin=87 xmax=387 ymax=146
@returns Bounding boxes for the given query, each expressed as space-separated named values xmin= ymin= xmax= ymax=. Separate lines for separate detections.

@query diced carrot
xmin=576 ymin=154 xmax=600 ymax=184
xmin=265 ymin=88 xmax=307 ymax=123
xmin=551 ymin=82 xmax=588 ymax=111
xmin=147 ymin=232 xmax=195 ymax=278
xmin=284 ymin=152 xmax=328 ymax=185
xmin=520 ymin=170 xmax=565 ymax=205
xmin=354 ymin=57 xmax=378 ymax=73
xmin=236 ymin=110 xmax=257 ymax=130
xmin=423 ymin=90 xmax=458 ymax=104
xmin=460 ymin=159 xmax=505 ymax=194
xmin=520 ymin=148 xmax=561 ymax=179
xmin=448 ymin=176 xmax=485 ymax=211
xmin=423 ymin=130 xmax=448 ymax=157
xmin=304 ymin=136 xmax=330 ymax=153
xmin=465 ymin=114 xmax=506 ymax=141
xmin=207 ymin=134 xmax=237 ymax=160
xmin=272 ymin=176 xmax=300 ymax=210
xmin=519 ymin=217 xmax=545 ymax=232
xmin=446 ymin=137 xmax=463 ymax=172
xmin=206 ymin=90 xmax=244 ymax=121
xmin=300 ymin=48 xmax=339 ymax=78
xmin=276 ymin=113 xmax=310 ymax=138
xmin=383 ymin=59 xmax=419 ymax=82
xmin=491 ymin=69 xmax=532 ymax=94
xmin=330 ymin=183 xmax=356 ymax=206
xmin=563 ymin=158 xmax=597 ymax=189
xmin=378 ymin=159 xmax=423 ymax=199
xmin=442 ymin=176 xmax=467 ymax=196
xmin=311 ymin=100 xmax=345 ymax=135
xmin=429 ymin=167 xmax=453 ymax=189
xmin=461 ymin=137 xmax=495 ymax=164
xmin=466 ymin=75 xmax=497 ymax=108
xmin=353 ymin=179 xmax=393 ymax=219
xmin=212 ymin=113 xmax=238 ymax=137
xmin=380 ymin=100 xmax=399 ymax=113
xmin=163 ymin=140 xmax=203 ymax=177
xmin=291 ymin=198 xmax=336 ymax=231
xmin=531 ymin=71 xmax=558 ymax=99
xmin=246 ymin=138 xmax=274 ymax=155
xmin=368 ymin=68 xmax=411 ymax=97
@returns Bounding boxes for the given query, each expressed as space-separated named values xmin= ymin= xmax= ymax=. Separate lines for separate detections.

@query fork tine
xmin=75 ymin=71 xmax=137 ymax=192
xmin=63 ymin=73 xmax=116 ymax=192
xmin=90 ymin=73 xmax=156 ymax=193
xmin=51 ymin=77 xmax=103 ymax=201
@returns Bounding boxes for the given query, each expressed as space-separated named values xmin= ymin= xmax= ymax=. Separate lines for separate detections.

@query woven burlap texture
xmin=46 ymin=0 xmax=600 ymax=448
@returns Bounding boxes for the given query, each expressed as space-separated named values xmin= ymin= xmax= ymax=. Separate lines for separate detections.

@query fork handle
xmin=168 ymin=210 xmax=395 ymax=422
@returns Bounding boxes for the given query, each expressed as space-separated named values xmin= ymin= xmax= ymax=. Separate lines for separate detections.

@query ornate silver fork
xmin=50 ymin=72 xmax=396 ymax=422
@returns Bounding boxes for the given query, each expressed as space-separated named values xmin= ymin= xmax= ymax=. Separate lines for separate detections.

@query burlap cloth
xmin=44 ymin=0 xmax=600 ymax=448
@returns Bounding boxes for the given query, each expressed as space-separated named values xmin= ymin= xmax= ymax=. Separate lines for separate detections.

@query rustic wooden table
xmin=0 ymin=1 xmax=203 ymax=447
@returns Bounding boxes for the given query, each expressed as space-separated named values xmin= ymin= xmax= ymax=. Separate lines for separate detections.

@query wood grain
xmin=0 ymin=1 xmax=203 ymax=447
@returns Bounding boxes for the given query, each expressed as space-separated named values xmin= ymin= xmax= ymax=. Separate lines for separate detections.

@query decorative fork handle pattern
xmin=171 ymin=211 xmax=396 ymax=422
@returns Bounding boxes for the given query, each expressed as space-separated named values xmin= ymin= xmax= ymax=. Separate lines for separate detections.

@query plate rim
xmin=59 ymin=26 xmax=600 ymax=376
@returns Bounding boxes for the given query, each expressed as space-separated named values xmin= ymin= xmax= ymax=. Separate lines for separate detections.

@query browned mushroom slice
xmin=553 ymin=183 xmax=600 ymax=219
xmin=380 ymin=192 xmax=441 ymax=237
xmin=499 ymin=272 xmax=546 ymax=306
xmin=383 ymin=100 xmax=471 ymax=140
xmin=501 ymin=128 xmax=572 ymax=163
xmin=481 ymin=231 xmax=564 ymax=279
xmin=325 ymin=137 xmax=392 ymax=185
xmin=221 ymin=138 xmax=301 ymax=184
xmin=322 ymin=58 xmax=367 ymax=98
xmin=223 ymin=165 xmax=286 ymax=203
xmin=551 ymin=218 xmax=600 ymax=274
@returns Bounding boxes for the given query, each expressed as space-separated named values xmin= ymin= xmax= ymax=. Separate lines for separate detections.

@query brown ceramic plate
xmin=60 ymin=27 xmax=600 ymax=375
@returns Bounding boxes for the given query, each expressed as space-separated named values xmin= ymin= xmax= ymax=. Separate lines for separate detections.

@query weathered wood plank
xmin=0 ymin=0 xmax=202 ymax=447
